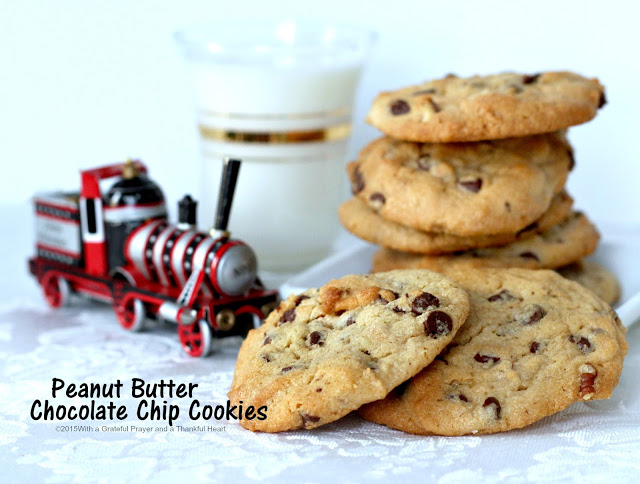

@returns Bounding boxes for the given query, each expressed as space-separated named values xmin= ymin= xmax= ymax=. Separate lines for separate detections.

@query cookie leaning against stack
xmin=228 ymin=269 xmax=470 ymax=432
xmin=227 ymin=268 xmax=627 ymax=435
xmin=339 ymin=70 xmax=618 ymax=297
xmin=359 ymin=268 xmax=628 ymax=436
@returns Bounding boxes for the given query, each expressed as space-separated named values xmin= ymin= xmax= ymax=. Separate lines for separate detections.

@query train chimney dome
xmin=103 ymin=160 xmax=167 ymax=270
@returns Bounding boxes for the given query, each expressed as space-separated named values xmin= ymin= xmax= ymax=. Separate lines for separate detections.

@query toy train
xmin=28 ymin=158 xmax=279 ymax=357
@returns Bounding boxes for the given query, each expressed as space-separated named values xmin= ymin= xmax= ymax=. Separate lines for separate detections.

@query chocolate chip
xmin=474 ymin=353 xmax=500 ymax=364
xmin=369 ymin=192 xmax=386 ymax=205
xmin=435 ymin=354 xmax=449 ymax=365
xmin=315 ymin=388 xmax=322 ymax=392
xmin=428 ymin=97 xmax=441 ymax=113
xmin=263 ymin=336 xmax=272 ymax=345
xmin=351 ymin=164 xmax=365 ymax=194
xmin=424 ymin=311 xmax=453 ymax=338
xmin=530 ymin=341 xmax=540 ymax=353
xmin=517 ymin=304 xmax=546 ymax=325
xmin=300 ymin=412 xmax=321 ymax=426
xmin=309 ymin=331 xmax=324 ymax=346
xmin=459 ymin=178 xmax=482 ymax=193
xmin=519 ymin=251 xmax=540 ymax=261
xmin=459 ymin=394 xmax=468 ymax=402
xmin=517 ymin=221 xmax=538 ymax=235
xmin=281 ymin=366 xmax=294 ymax=373
xmin=394 ymin=381 xmax=409 ymax=397
xmin=279 ymin=308 xmax=296 ymax=324
xmin=262 ymin=354 xmax=272 ymax=362
xmin=598 ymin=91 xmax=607 ymax=109
xmin=392 ymin=306 xmax=406 ymax=314
xmin=483 ymin=397 xmax=501 ymax=419
xmin=411 ymin=292 xmax=440 ymax=314
xmin=390 ymin=99 xmax=410 ymax=115
xmin=567 ymin=149 xmax=575 ymax=171
xmin=523 ymin=73 xmax=541 ymax=84
xmin=487 ymin=289 xmax=517 ymax=302
xmin=413 ymin=88 xmax=436 ymax=96
xmin=345 ymin=316 xmax=356 ymax=326
xmin=569 ymin=335 xmax=593 ymax=354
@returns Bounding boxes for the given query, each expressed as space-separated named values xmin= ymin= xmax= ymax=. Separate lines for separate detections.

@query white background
xmin=1 ymin=0 xmax=639 ymax=227
xmin=2 ymin=4 xmax=640 ymax=481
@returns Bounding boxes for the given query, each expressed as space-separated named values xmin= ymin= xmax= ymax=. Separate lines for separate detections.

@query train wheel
xmin=115 ymin=298 xmax=146 ymax=332
xmin=43 ymin=276 xmax=69 ymax=308
xmin=216 ymin=309 xmax=236 ymax=331
xmin=236 ymin=312 xmax=261 ymax=334
xmin=178 ymin=320 xmax=212 ymax=358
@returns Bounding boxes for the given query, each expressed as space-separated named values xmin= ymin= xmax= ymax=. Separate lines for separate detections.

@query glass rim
xmin=174 ymin=18 xmax=377 ymax=63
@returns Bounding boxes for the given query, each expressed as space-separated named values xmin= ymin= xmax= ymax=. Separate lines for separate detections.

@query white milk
xmin=189 ymin=60 xmax=364 ymax=272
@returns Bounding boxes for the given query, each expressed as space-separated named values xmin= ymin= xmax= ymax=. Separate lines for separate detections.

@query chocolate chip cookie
xmin=372 ymin=212 xmax=599 ymax=273
xmin=339 ymin=191 xmax=573 ymax=254
xmin=558 ymin=260 xmax=621 ymax=306
xmin=367 ymin=71 xmax=606 ymax=142
xmin=359 ymin=268 xmax=627 ymax=435
xmin=349 ymin=133 xmax=573 ymax=236
xmin=228 ymin=270 xmax=470 ymax=432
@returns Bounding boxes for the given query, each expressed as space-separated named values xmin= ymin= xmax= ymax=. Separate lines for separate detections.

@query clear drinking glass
xmin=175 ymin=20 xmax=375 ymax=275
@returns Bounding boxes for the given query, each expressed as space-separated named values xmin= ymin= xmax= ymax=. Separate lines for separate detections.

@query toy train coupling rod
xmin=210 ymin=158 xmax=241 ymax=240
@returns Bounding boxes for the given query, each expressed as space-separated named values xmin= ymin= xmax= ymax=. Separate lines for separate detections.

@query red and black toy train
xmin=29 ymin=159 xmax=279 ymax=357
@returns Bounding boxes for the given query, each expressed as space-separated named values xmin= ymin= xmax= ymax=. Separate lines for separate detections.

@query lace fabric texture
xmin=1 ymin=299 xmax=638 ymax=483
xmin=1 ymin=201 xmax=639 ymax=483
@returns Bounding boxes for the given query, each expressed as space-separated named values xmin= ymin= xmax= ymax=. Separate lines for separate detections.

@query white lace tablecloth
xmin=2 ymin=204 xmax=639 ymax=483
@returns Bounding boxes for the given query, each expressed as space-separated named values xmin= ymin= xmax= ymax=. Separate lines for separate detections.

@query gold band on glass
xmin=198 ymin=106 xmax=351 ymax=121
xmin=198 ymin=123 xmax=351 ymax=144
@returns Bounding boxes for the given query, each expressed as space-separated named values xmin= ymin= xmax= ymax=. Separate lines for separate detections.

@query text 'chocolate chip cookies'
xmin=359 ymin=268 xmax=627 ymax=436
xmin=228 ymin=270 xmax=470 ymax=432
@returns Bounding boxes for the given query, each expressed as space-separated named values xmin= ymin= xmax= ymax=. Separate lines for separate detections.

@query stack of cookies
xmin=228 ymin=268 xmax=627 ymax=435
xmin=339 ymin=71 xmax=620 ymax=304
xmin=227 ymin=71 xmax=628 ymax=437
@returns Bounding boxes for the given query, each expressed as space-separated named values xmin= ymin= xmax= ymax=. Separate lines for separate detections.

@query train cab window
xmin=86 ymin=199 xmax=97 ymax=234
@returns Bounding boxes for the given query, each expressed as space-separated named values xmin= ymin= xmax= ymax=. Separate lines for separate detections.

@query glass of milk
xmin=175 ymin=20 xmax=375 ymax=275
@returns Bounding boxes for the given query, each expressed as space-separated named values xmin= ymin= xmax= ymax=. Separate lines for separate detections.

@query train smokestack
xmin=211 ymin=158 xmax=241 ymax=239
xmin=178 ymin=195 xmax=197 ymax=230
